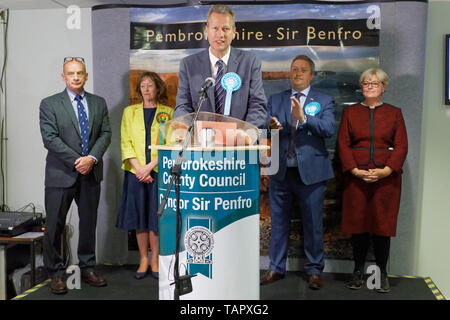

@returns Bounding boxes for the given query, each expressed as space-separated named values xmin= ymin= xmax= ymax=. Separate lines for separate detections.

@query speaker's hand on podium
xmin=269 ymin=117 xmax=283 ymax=130
xmin=235 ymin=129 xmax=251 ymax=146
xmin=168 ymin=120 xmax=189 ymax=145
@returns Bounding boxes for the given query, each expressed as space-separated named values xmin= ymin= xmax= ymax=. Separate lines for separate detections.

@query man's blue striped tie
xmin=214 ymin=60 xmax=225 ymax=114
xmin=75 ymin=94 xmax=89 ymax=156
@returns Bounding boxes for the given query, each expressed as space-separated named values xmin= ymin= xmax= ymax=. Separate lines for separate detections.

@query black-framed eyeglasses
xmin=64 ymin=57 xmax=85 ymax=64
xmin=361 ymin=81 xmax=381 ymax=88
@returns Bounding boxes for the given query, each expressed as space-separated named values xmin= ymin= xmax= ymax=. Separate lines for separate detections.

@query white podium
xmin=156 ymin=145 xmax=268 ymax=300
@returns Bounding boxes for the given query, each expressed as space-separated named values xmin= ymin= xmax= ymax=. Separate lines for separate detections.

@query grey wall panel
xmin=92 ymin=8 xmax=130 ymax=264
xmin=380 ymin=1 xmax=427 ymax=275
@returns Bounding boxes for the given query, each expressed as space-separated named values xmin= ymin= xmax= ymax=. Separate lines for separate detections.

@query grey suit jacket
xmin=174 ymin=47 xmax=267 ymax=128
xmin=39 ymin=89 xmax=112 ymax=188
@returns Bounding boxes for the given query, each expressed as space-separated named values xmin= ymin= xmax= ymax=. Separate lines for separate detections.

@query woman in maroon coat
xmin=337 ymin=68 xmax=408 ymax=293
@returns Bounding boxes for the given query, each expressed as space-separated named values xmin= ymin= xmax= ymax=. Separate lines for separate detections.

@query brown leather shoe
xmin=82 ymin=271 xmax=107 ymax=287
xmin=260 ymin=270 xmax=285 ymax=285
xmin=308 ymin=274 xmax=323 ymax=290
xmin=50 ymin=276 xmax=68 ymax=295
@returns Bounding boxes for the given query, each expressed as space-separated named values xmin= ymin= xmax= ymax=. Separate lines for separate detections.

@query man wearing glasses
xmin=39 ymin=57 xmax=112 ymax=294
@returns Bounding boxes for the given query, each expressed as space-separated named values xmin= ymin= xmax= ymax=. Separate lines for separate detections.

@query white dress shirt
xmin=209 ymin=47 xmax=231 ymax=79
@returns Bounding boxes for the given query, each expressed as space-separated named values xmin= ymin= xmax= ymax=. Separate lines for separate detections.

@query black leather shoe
xmin=308 ymin=274 xmax=323 ymax=290
xmin=260 ymin=270 xmax=285 ymax=285
xmin=82 ymin=271 xmax=107 ymax=287
xmin=50 ymin=276 xmax=68 ymax=295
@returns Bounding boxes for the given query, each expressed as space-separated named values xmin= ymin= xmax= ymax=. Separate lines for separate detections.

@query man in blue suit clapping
xmin=261 ymin=55 xmax=335 ymax=290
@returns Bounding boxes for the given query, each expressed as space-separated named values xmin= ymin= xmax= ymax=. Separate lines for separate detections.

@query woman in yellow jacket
xmin=117 ymin=72 xmax=173 ymax=279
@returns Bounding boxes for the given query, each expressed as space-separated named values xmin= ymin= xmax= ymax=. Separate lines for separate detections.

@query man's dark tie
xmin=214 ymin=60 xmax=225 ymax=114
xmin=288 ymin=93 xmax=303 ymax=158
xmin=75 ymin=94 xmax=89 ymax=156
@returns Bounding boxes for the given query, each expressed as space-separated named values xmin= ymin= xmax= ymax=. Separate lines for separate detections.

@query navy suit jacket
xmin=268 ymin=88 xmax=335 ymax=185
xmin=174 ymin=47 xmax=267 ymax=128
xmin=39 ymin=90 xmax=112 ymax=188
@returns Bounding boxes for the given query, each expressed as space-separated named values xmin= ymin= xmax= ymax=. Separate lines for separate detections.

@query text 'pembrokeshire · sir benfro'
xmin=131 ymin=19 xmax=379 ymax=50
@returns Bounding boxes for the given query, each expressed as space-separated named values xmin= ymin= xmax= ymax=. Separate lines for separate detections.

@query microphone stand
xmin=158 ymin=86 xmax=209 ymax=300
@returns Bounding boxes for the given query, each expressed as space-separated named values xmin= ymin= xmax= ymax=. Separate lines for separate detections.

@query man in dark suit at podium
xmin=174 ymin=4 xmax=267 ymax=128
xmin=261 ymin=55 xmax=335 ymax=290
xmin=39 ymin=57 xmax=111 ymax=294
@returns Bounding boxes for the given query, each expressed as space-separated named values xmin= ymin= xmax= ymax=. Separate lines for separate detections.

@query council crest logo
xmin=185 ymin=226 xmax=214 ymax=264
xmin=185 ymin=218 xmax=214 ymax=279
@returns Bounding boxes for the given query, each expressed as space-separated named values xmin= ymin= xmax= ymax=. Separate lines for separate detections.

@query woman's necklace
xmin=144 ymin=101 xmax=157 ymax=109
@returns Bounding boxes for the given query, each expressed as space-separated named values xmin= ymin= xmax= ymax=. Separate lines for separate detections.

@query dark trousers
xmin=43 ymin=172 xmax=100 ymax=277
xmin=269 ymin=167 xmax=327 ymax=275
xmin=351 ymin=233 xmax=390 ymax=274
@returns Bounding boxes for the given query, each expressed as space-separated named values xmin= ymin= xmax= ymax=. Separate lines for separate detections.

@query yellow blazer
xmin=121 ymin=102 xmax=173 ymax=173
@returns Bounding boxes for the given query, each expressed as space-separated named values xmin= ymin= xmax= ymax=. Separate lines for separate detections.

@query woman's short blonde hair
xmin=360 ymin=68 xmax=389 ymax=87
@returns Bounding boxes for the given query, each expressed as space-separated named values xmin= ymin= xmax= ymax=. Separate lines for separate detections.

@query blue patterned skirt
xmin=116 ymin=170 xmax=158 ymax=231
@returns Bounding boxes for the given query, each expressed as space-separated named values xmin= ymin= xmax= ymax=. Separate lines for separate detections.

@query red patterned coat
xmin=337 ymin=103 xmax=408 ymax=236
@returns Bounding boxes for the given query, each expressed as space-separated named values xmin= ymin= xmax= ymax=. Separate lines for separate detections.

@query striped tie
xmin=75 ymin=94 xmax=89 ymax=156
xmin=214 ymin=60 xmax=225 ymax=114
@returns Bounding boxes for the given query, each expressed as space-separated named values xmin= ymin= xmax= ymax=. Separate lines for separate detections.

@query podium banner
xmin=158 ymin=148 xmax=261 ymax=300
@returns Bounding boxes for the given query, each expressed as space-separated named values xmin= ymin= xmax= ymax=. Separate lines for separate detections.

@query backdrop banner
xmin=129 ymin=3 xmax=381 ymax=283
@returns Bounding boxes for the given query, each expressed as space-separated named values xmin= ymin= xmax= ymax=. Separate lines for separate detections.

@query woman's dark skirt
xmin=116 ymin=170 xmax=158 ymax=231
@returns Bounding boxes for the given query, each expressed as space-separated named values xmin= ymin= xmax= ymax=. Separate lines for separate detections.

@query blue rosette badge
xmin=304 ymin=101 xmax=321 ymax=136
xmin=221 ymin=72 xmax=242 ymax=116
xmin=304 ymin=101 xmax=321 ymax=116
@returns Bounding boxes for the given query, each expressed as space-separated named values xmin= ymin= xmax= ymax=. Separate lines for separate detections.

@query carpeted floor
xmin=12 ymin=265 xmax=442 ymax=301
xmin=259 ymin=271 xmax=441 ymax=300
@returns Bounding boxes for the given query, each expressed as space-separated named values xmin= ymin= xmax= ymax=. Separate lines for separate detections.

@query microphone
xmin=199 ymin=77 xmax=215 ymax=93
